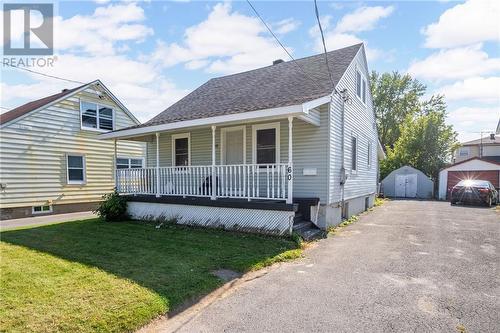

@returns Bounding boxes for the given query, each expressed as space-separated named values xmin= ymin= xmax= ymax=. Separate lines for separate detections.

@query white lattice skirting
xmin=127 ymin=201 xmax=295 ymax=236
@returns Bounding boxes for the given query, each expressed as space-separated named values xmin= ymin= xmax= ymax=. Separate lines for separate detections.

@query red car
xmin=450 ymin=180 xmax=499 ymax=207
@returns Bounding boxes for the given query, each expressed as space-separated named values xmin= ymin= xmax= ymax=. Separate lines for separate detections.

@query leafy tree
xmin=380 ymin=97 xmax=459 ymax=182
xmin=370 ymin=71 xmax=426 ymax=149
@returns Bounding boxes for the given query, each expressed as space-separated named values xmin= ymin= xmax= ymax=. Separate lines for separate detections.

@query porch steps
xmin=292 ymin=213 xmax=325 ymax=241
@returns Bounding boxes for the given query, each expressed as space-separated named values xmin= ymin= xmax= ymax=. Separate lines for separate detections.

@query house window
xmin=171 ymin=133 xmax=190 ymax=166
xmin=458 ymin=147 xmax=469 ymax=157
xmin=67 ymin=155 xmax=85 ymax=184
xmin=32 ymin=205 xmax=52 ymax=214
xmin=356 ymin=70 xmax=367 ymax=105
xmin=116 ymin=158 xmax=144 ymax=169
xmin=80 ymin=101 xmax=114 ymax=131
xmin=252 ymin=123 xmax=280 ymax=164
xmin=351 ymin=136 xmax=357 ymax=172
xmin=367 ymin=141 xmax=372 ymax=167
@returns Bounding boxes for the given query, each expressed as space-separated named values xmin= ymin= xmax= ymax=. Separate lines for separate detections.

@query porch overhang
xmin=98 ymin=95 xmax=329 ymax=140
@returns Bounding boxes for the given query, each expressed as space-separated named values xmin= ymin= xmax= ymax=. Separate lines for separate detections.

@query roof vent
xmin=61 ymin=89 xmax=69 ymax=93
xmin=273 ymin=59 xmax=284 ymax=65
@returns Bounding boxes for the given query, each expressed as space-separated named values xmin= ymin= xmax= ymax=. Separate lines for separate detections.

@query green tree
xmin=380 ymin=97 xmax=459 ymax=182
xmin=370 ymin=71 xmax=426 ymax=149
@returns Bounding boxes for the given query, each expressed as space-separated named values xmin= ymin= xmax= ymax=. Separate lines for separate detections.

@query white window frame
xmin=171 ymin=133 xmax=191 ymax=166
xmin=80 ymin=100 xmax=115 ymax=132
xmin=458 ymin=147 xmax=470 ymax=157
xmin=355 ymin=69 xmax=367 ymax=106
xmin=252 ymin=122 xmax=280 ymax=165
xmin=220 ymin=125 xmax=246 ymax=165
xmin=116 ymin=157 xmax=144 ymax=169
xmin=66 ymin=154 xmax=86 ymax=185
xmin=350 ymin=135 xmax=358 ymax=174
xmin=367 ymin=140 xmax=372 ymax=168
xmin=32 ymin=204 xmax=53 ymax=214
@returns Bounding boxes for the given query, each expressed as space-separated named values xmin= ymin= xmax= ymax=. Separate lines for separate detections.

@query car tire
xmin=450 ymin=201 xmax=456 ymax=205
xmin=487 ymin=197 xmax=492 ymax=207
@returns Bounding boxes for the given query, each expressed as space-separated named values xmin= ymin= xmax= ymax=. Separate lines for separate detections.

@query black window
xmin=256 ymin=128 xmax=276 ymax=164
xmin=351 ymin=137 xmax=357 ymax=171
xmin=81 ymin=102 xmax=97 ymax=128
xmin=81 ymin=102 xmax=114 ymax=131
xmin=67 ymin=155 xmax=85 ymax=183
xmin=174 ymin=137 xmax=189 ymax=166
xmin=356 ymin=71 xmax=362 ymax=98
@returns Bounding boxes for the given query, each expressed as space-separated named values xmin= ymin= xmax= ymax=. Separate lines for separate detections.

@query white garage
xmin=438 ymin=158 xmax=500 ymax=200
xmin=381 ymin=166 xmax=434 ymax=199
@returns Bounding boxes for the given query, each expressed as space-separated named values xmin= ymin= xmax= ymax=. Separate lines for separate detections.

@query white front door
xmin=395 ymin=174 xmax=418 ymax=198
xmin=222 ymin=128 xmax=245 ymax=165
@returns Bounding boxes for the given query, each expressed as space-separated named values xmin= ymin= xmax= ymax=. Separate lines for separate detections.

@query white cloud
xmin=309 ymin=6 xmax=394 ymax=62
xmin=423 ymin=0 xmax=500 ymax=49
xmin=448 ymin=106 xmax=500 ymax=141
xmin=151 ymin=3 xmax=290 ymax=74
xmin=335 ymin=6 xmax=394 ymax=33
xmin=273 ymin=18 xmax=301 ymax=35
xmin=438 ymin=77 xmax=500 ymax=104
xmin=408 ymin=44 xmax=500 ymax=81
xmin=54 ymin=2 xmax=153 ymax=56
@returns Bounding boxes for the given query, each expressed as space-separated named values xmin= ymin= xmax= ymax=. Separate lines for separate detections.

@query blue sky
xmin=1 ymin=0 xmax=499 ymax=142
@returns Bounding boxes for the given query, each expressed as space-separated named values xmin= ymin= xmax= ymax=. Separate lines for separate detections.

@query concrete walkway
xmin=142 ymin=200 xmax=499 ymax=333
xmin=0 ymin=211 xmax=96 ymax=230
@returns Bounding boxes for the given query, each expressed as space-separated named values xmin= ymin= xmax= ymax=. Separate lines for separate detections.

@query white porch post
xmin=287 ymin=116 xmax=293 ymax=204
xmin=156 ymin=132 xmax=160 ymax=198
xmin=113 ymin=139 xmax=117 ymax=189
xmin=211 ymin=125 xmax=216 ymax=200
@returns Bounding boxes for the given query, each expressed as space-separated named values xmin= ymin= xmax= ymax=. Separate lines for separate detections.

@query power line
xmin=313 ymin=0 xmax=335 ymax=89
xmin=4 ymin=63 xmax=85 ymax=85
xmin=245 ymin=0 xmax=325 ymax=91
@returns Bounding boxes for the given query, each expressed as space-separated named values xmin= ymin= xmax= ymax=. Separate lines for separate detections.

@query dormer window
xmin=80 ymin=101 xmax=114 ymax=131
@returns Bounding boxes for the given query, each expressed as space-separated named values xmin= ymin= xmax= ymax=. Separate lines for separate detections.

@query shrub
xmin=94 ymin=189 xmax=128 ymax=221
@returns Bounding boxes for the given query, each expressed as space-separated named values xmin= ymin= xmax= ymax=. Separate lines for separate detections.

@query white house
xmin=100 ymin=43 xmax=381 ymax=237
xmin=0 ymin=80 xmax=145 ymax=219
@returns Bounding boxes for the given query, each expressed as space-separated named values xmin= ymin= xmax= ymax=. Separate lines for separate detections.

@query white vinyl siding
xmin=0 ymin=85 xmax=145 ymax=209
xmin=329 ymin=47 xmax=378 ymax=203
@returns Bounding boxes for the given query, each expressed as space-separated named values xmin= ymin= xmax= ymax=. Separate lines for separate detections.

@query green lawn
xmin=0 ymin=219 xmax=301 ymax=333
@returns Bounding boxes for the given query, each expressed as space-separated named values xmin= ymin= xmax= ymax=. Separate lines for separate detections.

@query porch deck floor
xmin=122 ymin=195 xmax=296 ymax=211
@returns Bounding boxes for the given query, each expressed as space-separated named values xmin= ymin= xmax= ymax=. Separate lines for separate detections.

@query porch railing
xmin=116 ymin=163 xmax=291 ymax=201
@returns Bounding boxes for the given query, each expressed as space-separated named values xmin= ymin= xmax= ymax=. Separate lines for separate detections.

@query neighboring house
xmin=101 ymin=43 xmax=381 ymax=235
xmin=0 ymin=80 xmax=145 ymax=219
xmin=381 ymin=166 xmax=433 ymax=199
xmin=454 ymin=134 xmax=500 ymax=164
xmin=438 ymin=158 xmax=500 ymax=200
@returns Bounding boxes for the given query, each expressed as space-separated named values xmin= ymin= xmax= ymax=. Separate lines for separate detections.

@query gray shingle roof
xmin=141 ymin=43 xmax=362 ymax=128
xmin=462 ymin=135 xmax=499 ymax=145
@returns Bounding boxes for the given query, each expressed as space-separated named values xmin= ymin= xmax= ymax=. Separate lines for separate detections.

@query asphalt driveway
xmin=147 ymin=200 xmax=499 ymax=333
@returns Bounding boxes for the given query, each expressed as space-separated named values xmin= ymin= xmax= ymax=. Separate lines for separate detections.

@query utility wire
xmin=4 ymin=63 xmax=85 ymax=85
xmin=313 ymin=0 xmax=335 ymax=90
xmin=245 ymin=0 xmax=326 ymax=91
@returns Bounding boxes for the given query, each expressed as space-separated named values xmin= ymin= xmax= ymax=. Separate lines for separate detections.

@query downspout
xmin=339 ymin=89 xmax=348 ymax=218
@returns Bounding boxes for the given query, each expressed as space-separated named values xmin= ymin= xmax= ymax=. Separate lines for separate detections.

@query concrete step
xmin=292 ymin=218 xmax=326 ymax=241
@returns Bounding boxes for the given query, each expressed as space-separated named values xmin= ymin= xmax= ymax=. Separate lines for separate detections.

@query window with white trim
xmin=116 ymin=158 xmax=144 ymax=169
xmin=32 ymin=205 xmax=52 ymax=214
xmin=80 ymin=101 xmax=114 ymax=131
xmin=252 ymin=123 xmax=280 ymax=165
xmin=172 ymin=133 xmax=190 ymax=166
xmin=356 ymin=70 xmax=367 ymax=105
xmin=351 ymin=136 xmax=357 ymax=172
xmin=67 ymin=155 xmax=85 ymax=184
xmin=458 ymin=147 xmax=470 ymax=157
xmin=367 ymin=141 xmax=372 ymax=168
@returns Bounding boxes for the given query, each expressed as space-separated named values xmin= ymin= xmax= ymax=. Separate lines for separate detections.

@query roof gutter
xmin=99 ymin=96 xmax=331 ymax=140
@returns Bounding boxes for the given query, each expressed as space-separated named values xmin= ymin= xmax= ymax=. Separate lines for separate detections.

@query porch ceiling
xmin=99 ymin=96 xmax=328 ymax=141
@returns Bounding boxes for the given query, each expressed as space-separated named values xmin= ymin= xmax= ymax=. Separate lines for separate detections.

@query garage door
xmin=447 ymin=170 xmax=500 ymax=199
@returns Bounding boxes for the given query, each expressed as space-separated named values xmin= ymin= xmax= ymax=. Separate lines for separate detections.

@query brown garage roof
xmin=0 ymin=83 xmax=87 ymax=125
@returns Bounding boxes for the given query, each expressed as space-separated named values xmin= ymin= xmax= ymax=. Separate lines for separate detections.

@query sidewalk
xmin=0 ymin=211 xmax=97 ymax=230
